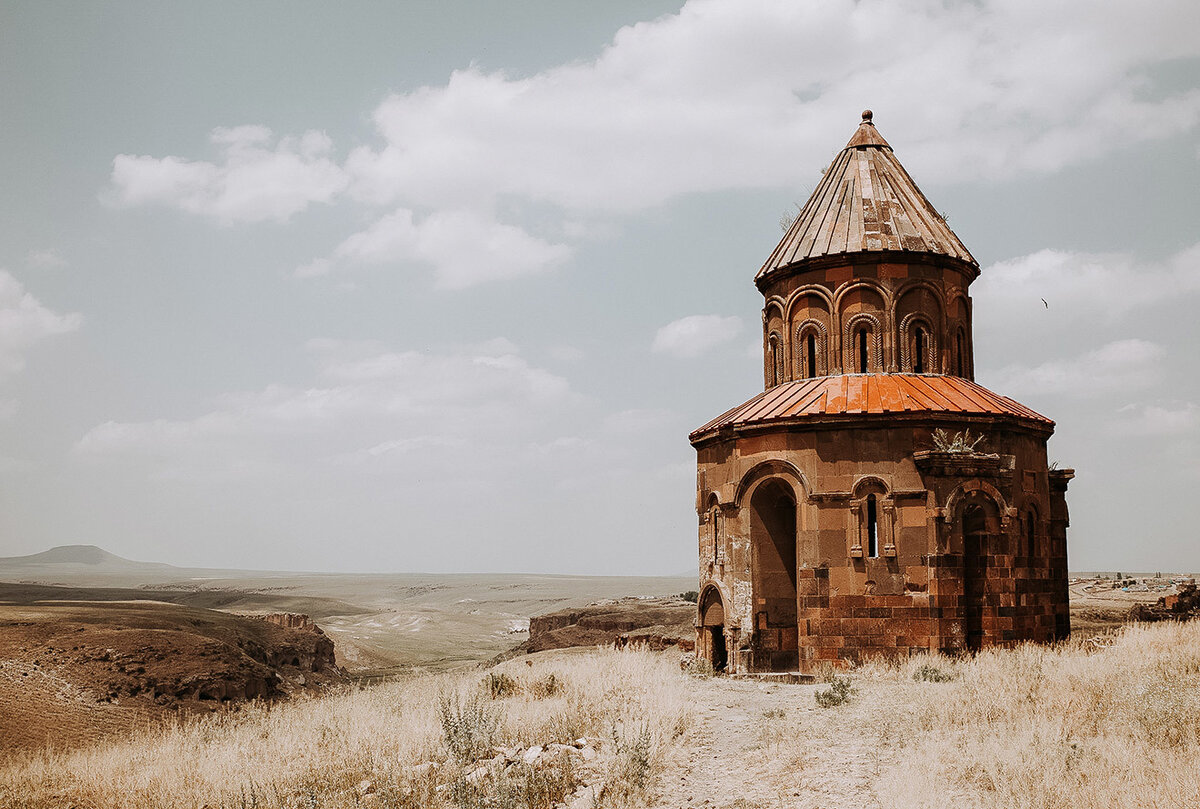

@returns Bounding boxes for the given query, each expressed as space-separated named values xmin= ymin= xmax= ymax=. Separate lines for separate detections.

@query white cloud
xmin=1113 ymin=401 xmax=1200 ymax=437
xmin=0 ymin=270 xmax=82 ymax=380
xmin=342 ymin=0 xmax=1200 ymax=212
xmin=107 ymin=126 xmax=347 ymax=224
xmin=74 ymin=339 xmax=577 ymax=479
xmin=602 ymin=408 xmax=677 ymax=435
xmin=653 ymin=314 xmax=742 ymax=358
xmin=548 ymin=345 xmax=585 ymax=363
xmin=106 ymin=0 xmax=1200 ymax=288
xmin=975 ymin=242 xmax=1200 ymax=323
xmin=306 ymin=208 xmax=571 ymax=289
xmin=986 ymin=338 xmax=1164 ymax=398
xmin=25 ymin=248 xmax=66 ymax=269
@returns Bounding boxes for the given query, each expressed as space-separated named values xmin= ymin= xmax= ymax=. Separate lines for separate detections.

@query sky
xmin=0 ymin=0 xmax=1198 ymax=575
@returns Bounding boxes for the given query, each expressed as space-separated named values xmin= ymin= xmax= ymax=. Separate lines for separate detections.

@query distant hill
xmin=0 ymin=544 xmax=174 ymax=570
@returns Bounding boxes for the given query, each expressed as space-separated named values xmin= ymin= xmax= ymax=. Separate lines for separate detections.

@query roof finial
xmin=861 ymin=109 xmax=873 ymax=123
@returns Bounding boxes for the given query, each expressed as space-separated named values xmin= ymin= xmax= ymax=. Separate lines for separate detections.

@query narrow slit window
xmin=768 ymin=334 xmax=779 ymax=386
xmin=806 ymin=333 xmax=817 ymax=378
xmin=858 ymin=329 xmax=869 ymax=373
xmin=866 ymin=494 xmax=878 ymax=557
xmin=1026 ymin=512 xmax=1036 ymax=557
xmin=956 ymin=331 xmax=965 ymax=377
xmin=914 ymin=327 xmax=925 ymax=373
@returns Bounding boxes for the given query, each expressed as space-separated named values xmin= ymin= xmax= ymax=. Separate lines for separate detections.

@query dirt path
xmin=652 ymin=677 xmax=890 ymax=809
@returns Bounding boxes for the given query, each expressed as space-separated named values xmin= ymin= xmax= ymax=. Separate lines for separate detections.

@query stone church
xmin=691 ymin=112 xmax=1073 ymax=674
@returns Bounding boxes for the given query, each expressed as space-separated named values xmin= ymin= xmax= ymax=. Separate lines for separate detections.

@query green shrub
xmin=529 ymin=672 xmax=561 ymax=698
xmin=438 ymin=691 xmax=502 ymax=763
xmin=682 ymin=654 xmax=714 ymax=678
xmin=814 ymin=675 xmax=855 ymax=708
xmin=913 ymin=663 xmax=954 ymax=683
xmin=602 ymin=721 xmax=654 ymax=801
xmin=484 ymin=671 xmax=519 ymax=699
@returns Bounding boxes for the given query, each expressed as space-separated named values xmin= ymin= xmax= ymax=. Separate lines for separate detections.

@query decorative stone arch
xmin=947 ymin=485 xmax=1008 ymax=652
xmin=783 ymin=284 xmax=835 ymax=322
xmin=952 ymin=325 xmax=969 ymax=378
xmin=763 ymin=298 xmax=787 ymax=322
xmin=947 ymin=289 xmax=973 ymax=379
xmin=850 ymin=476 xmax=894 ymax=558
xmin=734 ymin=459 xmax=810 ymax=508
xmin=833 ymin=278 xmax=893 ymax=312
xmin=852 ymin=475 xmax=891 ymax=498
xmin=842 ymin=312 xmax=884 ymax=373
xmin=894 ymin=278 xmax=948 ymax=306
xmin=697 ymin=583 xmax=731 ymax=672
xmin=946 ymin=288 xmax=972 ymax=316
xmin=943 ymin=480 xmax=1012 ymax=529
xmin=835 ymin=280 xmax=891 ymax=373
xmin=702 ymin=493 xmax=725 ymax=567
xmin=1019 ymin=500 xmax=1041 ymax=558
xmin=767 ymin=331 xmax=784 ymax=386
xmin=899 ymin=311 xmax=939 ymax=373
xmin=793 ymin=318 xmax=829 ymax=378
xmin=698 ymin=582 xmax=730 ymax=625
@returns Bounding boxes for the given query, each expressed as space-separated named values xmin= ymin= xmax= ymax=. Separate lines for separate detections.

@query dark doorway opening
xmin=750 ymin=478 xmax=798 ymax=670
xmin=710 ymin=628 xmax=727 ymax=672
xmin=963 ymin=504 xmax=988 ymax=651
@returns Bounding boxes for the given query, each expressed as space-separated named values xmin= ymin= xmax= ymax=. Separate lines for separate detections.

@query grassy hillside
xmin=3 ymin=622 xmax=1199 ymax=808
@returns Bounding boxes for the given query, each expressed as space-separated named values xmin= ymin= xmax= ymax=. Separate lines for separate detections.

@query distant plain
xmin=0 ymin=546 xmax=694 ymax=673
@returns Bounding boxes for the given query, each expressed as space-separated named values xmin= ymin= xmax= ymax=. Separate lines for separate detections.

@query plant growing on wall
xmin=930 ymin=428 xmax=986 ymax=453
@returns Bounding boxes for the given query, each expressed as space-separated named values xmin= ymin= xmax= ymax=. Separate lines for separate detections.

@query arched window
xmin=795 ymin=322 xmax=826 ymax=379
xmin=710 ymin=504 xmax=722 ymax=563
xmin=767 ymin=333 xmax=780 ymax=386
xmin=858 ymin=329 xmax=869 ymax=373
xmin=866 ymin=494 xmax=878 ymax=557
xmin=914 ymin=327 xmax=925 ymax=373
xmin=1026 ymin=511 xmax=1036 ymax=557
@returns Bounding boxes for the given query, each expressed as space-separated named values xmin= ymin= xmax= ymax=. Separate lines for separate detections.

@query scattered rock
xmin=464 ymin=765 xmax=491 ymax=785
xmin=522 ymin=745 xmax=544 ymax=765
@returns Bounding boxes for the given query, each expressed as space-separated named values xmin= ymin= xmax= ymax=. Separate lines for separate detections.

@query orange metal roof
xmin=690 ymin=374 xmax=1051 ymax=442
xmin=757 ymin=111 xmax=975 ymax=279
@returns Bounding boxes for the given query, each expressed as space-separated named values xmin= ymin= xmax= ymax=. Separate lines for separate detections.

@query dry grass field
xmin=3 ymin=621 xmax=1199 ymax=808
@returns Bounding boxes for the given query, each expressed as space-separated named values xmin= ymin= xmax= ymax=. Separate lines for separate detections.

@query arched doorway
xmin=750 ymin=478 xmax=798 ymax=670
xmin=962 ymin=503 xmax=988 ymax=651
xmin=698 ymin=587 xmax=727 ymax=672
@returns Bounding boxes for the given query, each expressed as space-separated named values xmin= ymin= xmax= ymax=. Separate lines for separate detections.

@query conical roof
xmin=758 ymin=111 xmax=975 ymax=279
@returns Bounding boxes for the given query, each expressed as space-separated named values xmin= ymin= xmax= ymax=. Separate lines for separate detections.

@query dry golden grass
xmin=4 ymin=622 xmax=1200 ymax=808
xmin=874 ymin=621 xmax=1200 ymax=808
xmin=0 ymin=647 xmax=691 ymax=809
